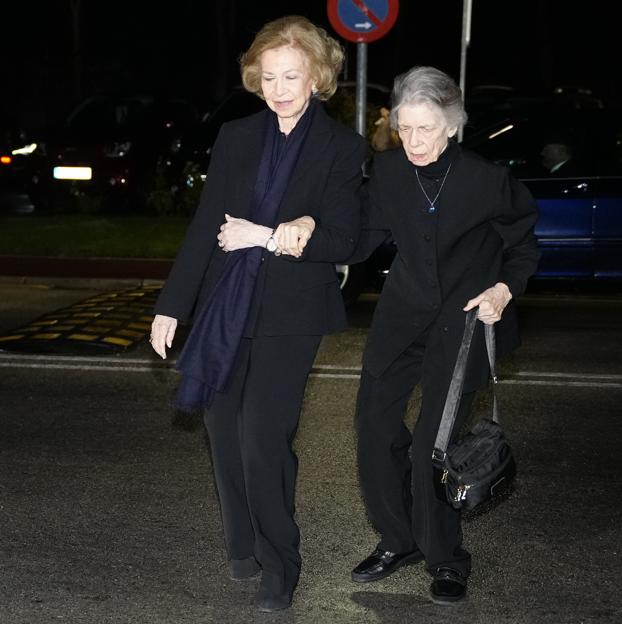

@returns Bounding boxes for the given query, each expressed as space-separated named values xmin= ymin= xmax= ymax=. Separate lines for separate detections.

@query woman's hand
xmin=150 ymin=314 xmax=178 ymax=359
xmin=463 ymin=282 xmax=512 ymax=325
xmin=217 ymin=214 xmax=273 ymax=252
xmin=274 ymin=216 xmax=315 ymax=258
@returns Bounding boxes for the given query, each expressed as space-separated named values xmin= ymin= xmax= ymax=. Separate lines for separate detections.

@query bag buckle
xmin=431 ymin=448 xmax=446 ymax=467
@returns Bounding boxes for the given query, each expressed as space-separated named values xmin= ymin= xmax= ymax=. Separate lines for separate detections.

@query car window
xmin=465 ymin=112 xmax=597 ymax=178
xmin=593 ymin=115 xmax=622 ymax=176
xmin=68 ymin=98 xmax=151 ymax=134
xmin=66 ymin=97 xmax=197 ymax=138
xmin=197 ymin=91 xmax=265 ymax=148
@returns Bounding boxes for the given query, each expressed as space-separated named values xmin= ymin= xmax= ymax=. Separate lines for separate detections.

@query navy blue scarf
xmin=173 ymin=99 xmax=317 ymax=411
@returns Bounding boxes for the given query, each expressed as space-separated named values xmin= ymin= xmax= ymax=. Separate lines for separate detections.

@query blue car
xmin=340 ymin=107 xmax=622 ymax=304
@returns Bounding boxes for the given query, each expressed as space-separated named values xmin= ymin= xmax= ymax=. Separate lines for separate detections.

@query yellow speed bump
xmin=0 ymin=286 xmax=161 ymax=353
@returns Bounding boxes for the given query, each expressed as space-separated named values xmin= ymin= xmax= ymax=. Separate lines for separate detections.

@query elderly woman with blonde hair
xmin=149 ymin=15 xmax=366 ymax=613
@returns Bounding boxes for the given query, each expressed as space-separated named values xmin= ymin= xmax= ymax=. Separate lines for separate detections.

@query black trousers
xmin=355 ymin=329 xmax=474 ymax=577
xmin=204 ymin=334 xmax=321 ymax=595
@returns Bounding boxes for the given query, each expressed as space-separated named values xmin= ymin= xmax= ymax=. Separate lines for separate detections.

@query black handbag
xmin=432 ymin=309 xmax=516 ymax=512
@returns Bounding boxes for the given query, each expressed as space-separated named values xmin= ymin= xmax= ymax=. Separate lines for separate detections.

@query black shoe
xmin=229 ymin=556 xmax=261 ymax=581
xmin=351 ymin=546 xmax=424 ymax=583
xmin=430 ymin=567 xmax=467 ymax=604
xmin=255 ymin=586 xmax=293 ymax=613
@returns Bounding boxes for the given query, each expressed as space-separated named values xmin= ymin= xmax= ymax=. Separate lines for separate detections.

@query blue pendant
xmin=428 ymin=205 xmax=436 ymax=213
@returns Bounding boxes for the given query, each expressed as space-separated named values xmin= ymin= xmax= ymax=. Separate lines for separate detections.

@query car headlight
xmin=11 ymin=142 xmax=38 ymax=156
xmin=105 ymin=141 xmax=132 ymax=158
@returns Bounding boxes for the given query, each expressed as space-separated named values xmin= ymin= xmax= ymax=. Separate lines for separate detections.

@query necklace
xmin=415 ymin=162 xmax=452 ymax=213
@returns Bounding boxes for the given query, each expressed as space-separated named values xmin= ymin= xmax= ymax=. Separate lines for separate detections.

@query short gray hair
xmin=390 ymin=66 xmax=467 ymax=132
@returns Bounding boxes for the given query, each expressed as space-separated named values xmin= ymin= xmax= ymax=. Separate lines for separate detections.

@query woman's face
xmin=260 ymin=45 xmax=315 ymax=134
xmin=396 ymin=102 xmax=457 ymax=166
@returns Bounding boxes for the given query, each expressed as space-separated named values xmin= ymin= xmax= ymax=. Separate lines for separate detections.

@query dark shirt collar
xmin=414 ymin=138 xmax=459 ymax=178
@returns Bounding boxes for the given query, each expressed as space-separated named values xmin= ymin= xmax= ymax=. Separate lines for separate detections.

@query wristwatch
xmin=266 ymin=232 xmax=277 ymax=253
xmin=266 ymin=229 xmax=281 ymax=255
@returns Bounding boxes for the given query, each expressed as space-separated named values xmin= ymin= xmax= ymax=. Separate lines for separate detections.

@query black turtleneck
xmin=413 ymin=137 xmax=459 ymax=178
xmin=410 ymin=138 xmax=459 ymax=212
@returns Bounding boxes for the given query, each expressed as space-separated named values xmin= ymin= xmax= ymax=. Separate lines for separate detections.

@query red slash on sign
xmin=327 ymin=0 xmax=399 ymax=44
xmin=351 ymin=0 xmax=383 ymax=27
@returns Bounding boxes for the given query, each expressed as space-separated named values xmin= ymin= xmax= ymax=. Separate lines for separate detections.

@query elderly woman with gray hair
xmin=349 ymin=66 xmax=539 ymax=604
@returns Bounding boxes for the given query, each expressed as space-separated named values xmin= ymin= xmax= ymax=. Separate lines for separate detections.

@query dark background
xmin=3 ymin=0 xmax=620 ymax=131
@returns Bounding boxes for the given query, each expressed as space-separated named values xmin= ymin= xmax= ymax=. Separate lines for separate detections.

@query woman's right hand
xmin=274 ymin=216 xmax=316 ymax=257
xmin=150 ymin=314 xmax=178 ymax=359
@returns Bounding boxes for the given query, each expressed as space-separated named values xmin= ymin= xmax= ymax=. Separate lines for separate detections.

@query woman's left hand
xmin=217 ymin=214 xmax=272 ymax=252
xmin=463 ymin=282 xmax=512 ymax=325
xmin=274 ymin=216 xmax=316 ymax=258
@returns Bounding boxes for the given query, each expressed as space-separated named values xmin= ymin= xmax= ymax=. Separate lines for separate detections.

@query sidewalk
xmin=0 ymin=255 xmax=171 ymax=289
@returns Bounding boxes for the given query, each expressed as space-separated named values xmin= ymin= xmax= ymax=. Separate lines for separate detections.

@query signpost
xmin=458 ymin=0 xmax=473 ymax=142
xmin=327 ymin=0 xmax=399 ymax=136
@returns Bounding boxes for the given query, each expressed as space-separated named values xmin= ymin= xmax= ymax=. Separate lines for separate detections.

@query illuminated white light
xmin=488 ymin=124 xmax=514 ymax=140
xmin=12 ymin=143 xmax=38 ymax=155
xmin=53 ymin=166 xmax=93 ymax=180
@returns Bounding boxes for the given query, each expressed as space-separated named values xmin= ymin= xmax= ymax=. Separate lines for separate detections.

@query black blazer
xmin=352 ymin=143 xmax=540 ymax=389
xmin=155 ymin=103 xmax=368 ymax=336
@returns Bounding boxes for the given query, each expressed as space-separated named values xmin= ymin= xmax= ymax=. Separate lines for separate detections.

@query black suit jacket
xmin=352 ymin=143 xmax=540 ymax=389
xmin=154 ymin=103 xmax=368 ymax=336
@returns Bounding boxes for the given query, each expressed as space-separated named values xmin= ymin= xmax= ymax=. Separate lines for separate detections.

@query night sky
xmin=3 ymin=0 xmax=619 ymax=132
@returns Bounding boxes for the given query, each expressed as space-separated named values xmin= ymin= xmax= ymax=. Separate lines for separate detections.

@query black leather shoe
xmin=351 ymin=546 xmax=424 ymax=583
xmin=255 ymin=586 xmax=293 ymax=612
xmin=229 ymin=556 xmax=261 ymax=581
xmin=430 ymin=567 xmax=467 ymax=604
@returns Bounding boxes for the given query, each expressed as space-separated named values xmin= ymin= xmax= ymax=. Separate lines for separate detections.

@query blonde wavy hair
xmin=240 ymin=16 xmax=344 ymax=101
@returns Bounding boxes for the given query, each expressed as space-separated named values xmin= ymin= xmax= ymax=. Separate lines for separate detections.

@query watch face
xmin=267 ymin=237 xmax=276 ymax=252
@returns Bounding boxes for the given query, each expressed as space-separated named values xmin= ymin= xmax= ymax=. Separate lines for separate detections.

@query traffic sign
xmin=327 ymin=0 xmax=399 ymax=44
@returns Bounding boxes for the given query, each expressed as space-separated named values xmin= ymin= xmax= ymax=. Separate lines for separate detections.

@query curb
xmin=0 ymin=255 xmax=171 ymax=290
xmin=0 ymin=275 xmax=165 ymax=290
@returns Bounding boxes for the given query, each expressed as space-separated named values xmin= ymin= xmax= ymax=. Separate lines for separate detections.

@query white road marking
xmin=0 ymin=355 xmax=620 ymax=388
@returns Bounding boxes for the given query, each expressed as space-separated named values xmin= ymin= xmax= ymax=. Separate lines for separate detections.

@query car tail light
xmin=1 ymin=155 xmax=12 ymax=165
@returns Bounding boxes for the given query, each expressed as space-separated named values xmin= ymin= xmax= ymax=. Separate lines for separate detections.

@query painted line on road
xmin=1 ymin=359 xmax=621 ymax=388
xmin=0 ymin=362 xmax=168 ymax=373
xmin=511 ymin=370 xmax=622 ymax=380
xmin=0 ymin=353 xmax=170 ymax=365
xmin=2 ymin=354 xmax=621 ymax=380
xmin=358 ymin=292 xmax=622 ymax=305
xmin=499 ymin=379 xmax=622 ymax=388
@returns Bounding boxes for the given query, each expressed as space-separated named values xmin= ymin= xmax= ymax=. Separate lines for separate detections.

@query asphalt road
xmin=1 ymin=283 xmax=621 ymax=624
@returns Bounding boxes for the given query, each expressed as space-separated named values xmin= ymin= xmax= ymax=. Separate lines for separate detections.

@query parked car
xmin=9 ymin=95 xmax=198 ymax=212
xmin=154 ymin=83 xmax=390 ymax=294
xmin=342 ymin=107 xmax=622 ymax=304
xmin=0 ymin=125 xmax=38 ymax=213
xmin=157 ymin=82 xmax=390 ymax=215
xmin=464 ymin=86 xmax=605 ymax=138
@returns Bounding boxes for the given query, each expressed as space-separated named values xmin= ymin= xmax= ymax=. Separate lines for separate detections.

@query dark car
xmin=154 ymin=83 xmax=390 ymax=294
xmin=342 ymin=106 xmax=622 ymax=304
xmin=158 ymin=82 xmax=391 ymax=216
xmin=0 ymin=125 xmax=39 ymax=213
xmin=12 ymin=95 xmax=198 ymax=212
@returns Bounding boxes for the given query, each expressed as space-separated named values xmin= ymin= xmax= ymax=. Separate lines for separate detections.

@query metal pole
xmin=356 ymin=42 xmax=368 ymax=137
xmin=458 ymin=0 xmax=473 ymax=142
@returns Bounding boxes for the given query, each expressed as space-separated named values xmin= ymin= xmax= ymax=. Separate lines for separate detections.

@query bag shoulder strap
xmin=432 ymin=308 xmax=498 ymax=464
